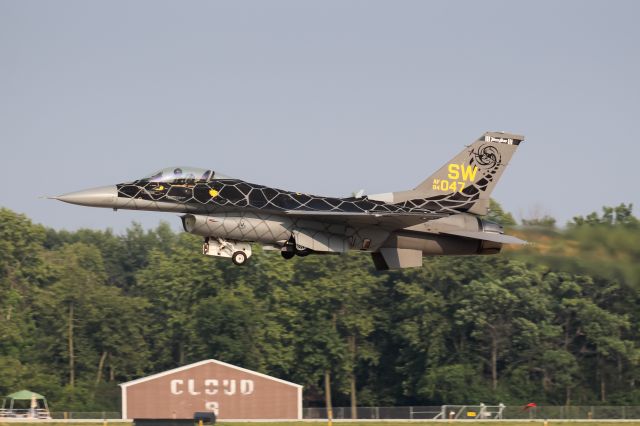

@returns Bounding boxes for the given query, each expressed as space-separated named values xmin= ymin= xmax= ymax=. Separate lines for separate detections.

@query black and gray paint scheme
xmin=53 ymin=131 xmax=526 ymax=270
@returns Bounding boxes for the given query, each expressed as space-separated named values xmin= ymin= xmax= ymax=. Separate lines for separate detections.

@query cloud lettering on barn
xmin=170 ymin=379 xmax=254 ymax=396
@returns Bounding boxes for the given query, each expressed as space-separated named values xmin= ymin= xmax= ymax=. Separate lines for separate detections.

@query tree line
xmin=0 ymin=202 xmax=639 ymax=412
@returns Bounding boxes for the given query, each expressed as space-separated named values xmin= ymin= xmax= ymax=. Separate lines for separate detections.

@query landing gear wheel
xmin=281 ymin=250 xmax=295 ymax=260
xmin=296 ymin=248 xmax=311 ymax=257
xmin=232 ymin=251 xmax=248 ymax=265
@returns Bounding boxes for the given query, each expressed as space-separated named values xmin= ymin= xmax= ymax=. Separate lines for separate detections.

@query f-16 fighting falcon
xmin=53 ymin=132 xmax=526 ymax=270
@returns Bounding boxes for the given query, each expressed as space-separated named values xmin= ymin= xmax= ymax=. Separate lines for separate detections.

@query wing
xmin=283 ymin=210 xmax=444 ymax=228
xmin=284 ymin=211 xmax=527 ymax=245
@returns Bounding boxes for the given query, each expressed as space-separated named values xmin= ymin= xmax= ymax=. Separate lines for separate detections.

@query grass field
xmin=223 ymin=423 xmax=640 ymax=426
xmin=4 ymin=422 xmax=640 ymax=426
xmin=220 ymin=422 xmax=640 ymax=426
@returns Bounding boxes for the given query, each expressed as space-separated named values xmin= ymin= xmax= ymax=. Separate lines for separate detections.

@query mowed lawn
xmin=223 ymin=423 xmax=640 ymax=426
xmin=224 ymin=423 xmax=640 ymax=426
xmin=4 ymin=422 xmax=640 ymax=426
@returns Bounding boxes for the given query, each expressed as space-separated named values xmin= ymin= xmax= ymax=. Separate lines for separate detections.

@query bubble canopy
xmin=140 ymin=167 xmax=232 ymax=183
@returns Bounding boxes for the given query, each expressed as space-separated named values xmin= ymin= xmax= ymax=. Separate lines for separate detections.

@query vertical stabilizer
xmin=369 ymin=131 xmax=524 ymax=215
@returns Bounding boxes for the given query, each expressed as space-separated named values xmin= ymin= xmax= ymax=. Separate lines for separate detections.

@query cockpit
xmin=140 ymin=167 xmax=233 ymax=183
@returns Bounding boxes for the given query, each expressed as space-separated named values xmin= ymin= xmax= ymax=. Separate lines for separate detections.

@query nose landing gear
xmin=231 ymin=250 xmax=248 ymax=265
xmin=202 ymin=237 xmax=252 ymax=265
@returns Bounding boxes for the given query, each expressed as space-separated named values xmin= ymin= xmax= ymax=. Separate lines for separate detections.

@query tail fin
xmin=369 ymin=131 xmax=524 ymax=215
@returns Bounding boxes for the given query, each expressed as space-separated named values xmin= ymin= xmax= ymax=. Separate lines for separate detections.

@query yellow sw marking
xmin=447 ymin=164 xmax=478 ymax=181
xmin=460 ymin=164 xmax=478 ymax=181
xmin=209 ymin=189 xmax=219 ymax=198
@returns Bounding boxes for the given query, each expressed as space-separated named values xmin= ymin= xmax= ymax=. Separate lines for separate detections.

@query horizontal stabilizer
xmin=440 ymin=230 xmax=527 ymax=245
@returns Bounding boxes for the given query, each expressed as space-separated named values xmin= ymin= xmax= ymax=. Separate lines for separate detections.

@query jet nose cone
xmin=54 ymin=185 xmax=118 ymax=208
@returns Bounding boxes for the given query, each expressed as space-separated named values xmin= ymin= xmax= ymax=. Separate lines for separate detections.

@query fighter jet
xmin=53 ymin=131 xmax=526 ymax=270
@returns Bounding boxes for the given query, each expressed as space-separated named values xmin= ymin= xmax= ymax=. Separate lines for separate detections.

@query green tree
xmin=0 ymin=209 xmax=49 ymax=397
xmin=487 ymin=199 xmax=516 ymax=226
xmin=33 ymin=242 xmax=150 ymax=410
xmin=135 ymin=233 xmax=225 ymax=368
xmin=570 ymin=203 xmax=638 ymax=227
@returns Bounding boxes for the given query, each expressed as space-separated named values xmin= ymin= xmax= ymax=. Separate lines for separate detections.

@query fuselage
xmin=55 ymin=173 xmax=498 ymax=259
xmin=115 ymin=175 xmax=473 ymax=217
xmin=53 ymin=130 xmax=526 ymax=269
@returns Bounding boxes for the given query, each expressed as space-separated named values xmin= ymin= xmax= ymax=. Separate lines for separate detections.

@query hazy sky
xmin=1 ymin=1 xmax=639 ymax=232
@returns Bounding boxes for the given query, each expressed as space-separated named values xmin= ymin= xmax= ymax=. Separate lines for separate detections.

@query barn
xmin=120 ymin=359 xmax=302 ymax=420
